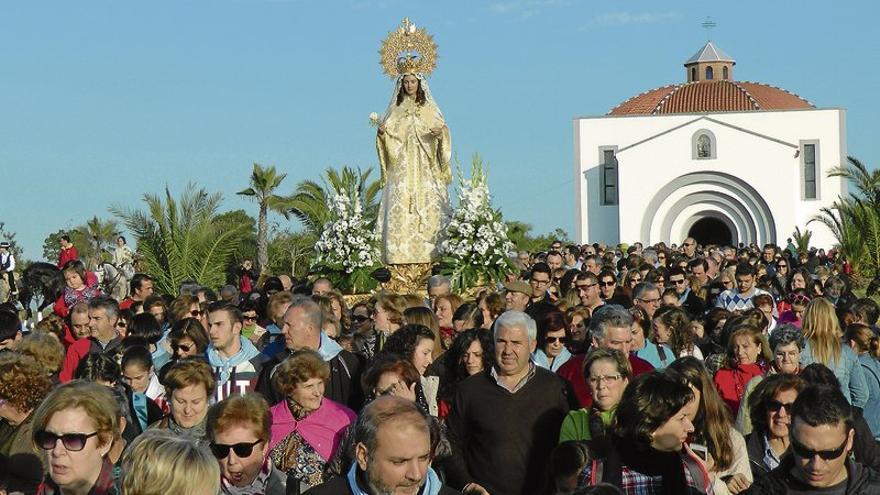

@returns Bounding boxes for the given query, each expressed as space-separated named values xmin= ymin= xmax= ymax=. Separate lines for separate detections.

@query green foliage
xmin=791 ymin=227 xmax=812 ymax=255
xmin=214 ymin=210 xmax=258 ymax=262
xmin=286 ymin=166 xmax=382 ymax=236
xmin=505 ymin=221 xmax=570 ymax=253
xmin=42 ymin=222 xmax=112 ymax=268
xmin=237 ymin=163 xmax=289 ymax=273
xmin=110 ymin=184 xmax=246 ymax=294
xmin=811 ymin=155 xmax=880 ymax=279
xmin=266 ymin=227 xmax=317 ymax=278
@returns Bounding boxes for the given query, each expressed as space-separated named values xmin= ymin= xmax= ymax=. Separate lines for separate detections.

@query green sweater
xmin=559 ymin=407 xmax=616 ymax=443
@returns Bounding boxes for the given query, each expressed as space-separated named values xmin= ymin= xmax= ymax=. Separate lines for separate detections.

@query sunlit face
xmin=543 ymin=328 xmax=566 ymax=358
xmin=374 ymin=372 xmax=411 ymax=400
xmin=588 ymin=359 xmax=628 ymax=412
xmin=88 ymin=307 xmax=118 ymax=343
xmin=174 ymin=336 xmax=198 ymax=359
xmin=64 ymin=270 xmax=84 ymax=290
xmin=599 ymin=277 xmax=616 ymax=299
xmin=529 ymin=272 xmax=552 ymax=298
xmin=494 ymin=325 xmax=535 ymax=377
xmin=402 ymin=75 xmax=419 ymax=97
xmin=736 ymin=274 xmax=755 ymax=294
xmin=652 ymin=318 xmax=671 ymax=344
xmin=208 ymin=310 xmax=242 ymax=355
xmin=149 ymin=305 xmax=165 ymax=325
xmin=355 ymin=419 xmax=431 ymax=495
xmin=312 ymin=280 xmax=332 ymax=296
xmin=636 ymin=290 xmax=661 ymax=318
xmin=505 ymin=291 xmax=530 ymax=312
xmin=792 ymin=273 xmax=807 ymax=289
xmin=171 ymin=383 xmax=209 ymax=428
xmin=411 ymin=338 xmax=434 ymax=376
xmin=774 ymin=342 xmax=800 ymax=373
xmin=792 ymin=303 xmax=806 ymax=321
xmin=330 ymin=299 xmax=343 ymax=321
xmin=766 ymin=388 xmax=798 ymax=439
xmin=791 ymin=418 xmax=853 ymax=488
xmin=631 ymin=322 xmax=646 ymax=350
xmin=733 ymin=334 xmax=760 ymax=365
xmin=71 ymin=311 xmax=91 ymax=339
xmin=373 ymin=305 xmax=392 ymax=332
xmin=650 ymin=401 xmax=695 ymax=452
xmin=214 ymin=424 xmax=268 ymax=488
xmin=42 ymin=407 xmax=111 ymax=491
xmin=575 ymin=280 xmax=599 ymax=306
xmin=596 ymin=326 xmax=633 ymax=355
xmin=281 ymin=306 xmax=317 ymax=351
xmin=569 ymin=315 xmax=587 ymax=344
xmin=289 ymin=377 xmax=325 ymax=412
xmin=461 ymin=340 xmax=484 ymax=376
xmin=122 ymin=363 xmax=152 ymax=394
xmin=135 ymin=280 xmax=154 ymax=300
xmin=434 ymin=299 xmax=454 ymax=328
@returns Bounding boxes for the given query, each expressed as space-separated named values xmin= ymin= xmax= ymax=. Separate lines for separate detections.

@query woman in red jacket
xmin=713 ymin=323 xmax=771 ymax=413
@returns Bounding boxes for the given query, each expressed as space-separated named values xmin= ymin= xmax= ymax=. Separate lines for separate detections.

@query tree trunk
xmin=258 ymin=204 xmax=269 ymax=275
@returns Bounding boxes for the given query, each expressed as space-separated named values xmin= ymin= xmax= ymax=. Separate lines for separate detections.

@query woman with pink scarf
xmin=268 ymin=349 xmax=356 ymax=494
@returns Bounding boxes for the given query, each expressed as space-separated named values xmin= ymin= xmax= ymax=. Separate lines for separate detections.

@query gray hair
xmin=641 ymin=248 xmax=658 ymax=265
xmin=590 ymin=304 xmax=634 ymax=341
xmin=354 ymin=395 xmax=430 ymax=459
xmin=632 ymin=282 xmax=659 ymax=301
xmin=88 ymin=296 xmax=120 ymax=322
xmin=290 ymin=295 xmax=323 ymax=330
xmin=427 ymin=274 xmax=451 ymax=291
xmin=769 ymin=324 xmax=805 ymax=351
xmin=494 ymin=310 xmax=537 ymax=342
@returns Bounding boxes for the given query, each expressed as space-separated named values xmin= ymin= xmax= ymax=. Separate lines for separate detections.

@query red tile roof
xmin=608 ymin=80 xmax=813 ymax=116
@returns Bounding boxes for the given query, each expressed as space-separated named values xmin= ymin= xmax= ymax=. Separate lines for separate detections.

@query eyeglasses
xmin=766 ymin=400 xmax=794 ymax=413
xmin=243 ymin=314 xmax=257 ymax=322
xmin=670 ymin=279 xmax=687 ymax=285
xmin=173 ymin=343 xmax=193 ymax=353
xmin=789 ymin=293 xmax=811 ymax=305
xmin=117 ymin=320 xmax=127 ymax=328
xmin=576 ymin=283 xmax=597 ymax=291
xmin=190 ymin=310 xmax=205 ymax=317
xmin=589 ymin=374 xmax=623 ymax=386
xmin=210 ymin=439 xmax=262 ymax=459
xmin=791 ymin=435 xmax=850 ymax=461
xmin=34 ymin=430 xmax=99 ymax=451
xmin=545 ymin=336 xmax=565 ymax=344
xmin=599 ymin=281 xmax=615 ymax=287
xmin=637 ymin=297 xmax=661 ymax=305
xmin=352 ymin=314 xmax=370 ymax=323
xmin=778 ymin=264 xmax=788 ymax=268
xmin=531 ymin=278 xmax=551 ymax=286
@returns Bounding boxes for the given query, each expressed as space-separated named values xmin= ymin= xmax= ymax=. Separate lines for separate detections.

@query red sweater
xmin=713 ymin=362 xmax=765 ymax=413
xmin=58 ymin=246 xmax=78 ymax=268
xmin=557 ymin=352 xmax=654 ymax=408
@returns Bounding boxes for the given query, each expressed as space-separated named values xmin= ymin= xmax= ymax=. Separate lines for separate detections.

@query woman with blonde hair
xmin=372 ymin=293 xmax=407 ymax=349
xmin=32 ymin=381 xmax=123 ymax=494
xmin=122 ymin=429 xmax=219 ymax=495
xmin=800 ymin=297 xmax=868 ymax=407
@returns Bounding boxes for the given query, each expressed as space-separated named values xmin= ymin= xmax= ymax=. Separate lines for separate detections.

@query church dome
xmin=608 ymin=42 xmax=814 ymax=116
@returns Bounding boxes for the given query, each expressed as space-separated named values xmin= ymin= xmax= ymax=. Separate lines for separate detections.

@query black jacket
xmin=304 ymin=474 xmax=461 ymax=495
xmin=255 ymin=348 xmax=365 ymax=411
xmin=744 ymin=432 xmax=772 ymax=481
xmin=747 ymin=457 xmax=880 ymax=494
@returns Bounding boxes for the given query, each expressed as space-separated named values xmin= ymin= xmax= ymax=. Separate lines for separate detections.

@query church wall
xmin=575 ymin=108 xmax=845 ymax=248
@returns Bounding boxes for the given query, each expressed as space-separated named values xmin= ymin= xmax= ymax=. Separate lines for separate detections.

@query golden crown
xmin=379 ymin=18 xmax=438 ymax=78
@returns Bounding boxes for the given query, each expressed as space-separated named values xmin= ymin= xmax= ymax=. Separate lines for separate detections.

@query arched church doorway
xmin=688 ymin=217 xmax=733 ymax=246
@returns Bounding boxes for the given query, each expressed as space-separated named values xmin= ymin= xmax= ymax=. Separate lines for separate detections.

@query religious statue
xmin=375 ymin=18 xmax=452 ymax=266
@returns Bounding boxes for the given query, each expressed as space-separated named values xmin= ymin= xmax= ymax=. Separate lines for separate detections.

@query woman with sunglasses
xmin=268 ymin=349 xmax=355 ymax=493
xmin=207 ymin=394 xmax=286 ymax=495
xmin=168 ymin=294 xmax=203 ymax=326
xmin=31 ymin=381 xmax=123 ymax=494
xmin=150 ymin=358 xmax=216 ymax=446
xmin=158 ymin=318 xmax=209 ymax=382
xmin=533 ymin=310 xmax=572 ymax=372
xmin=743 ymin=373 xmax=805 ymax=480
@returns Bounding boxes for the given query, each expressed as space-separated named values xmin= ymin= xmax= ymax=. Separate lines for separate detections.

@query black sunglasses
xmin=210 ymin=439 xmax=262 ymax=459
xmin=545 ymin=336 xmax=565 ymax=344
xmin=766 ymin=400 xmax=794 ymax=413
xmin=791 ymin=435 xmax=849 ymax=461
xmin=173 ymin=343 xmax=193 ymax=353
xmin=352 ymin=315 xmax=370 ymax=323
xmin=35 ymin=430 xmax=99 ymax=451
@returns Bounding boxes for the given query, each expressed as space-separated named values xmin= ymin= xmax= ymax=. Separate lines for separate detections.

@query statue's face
xmin=403 ymin=75 xmax=419 ymax=96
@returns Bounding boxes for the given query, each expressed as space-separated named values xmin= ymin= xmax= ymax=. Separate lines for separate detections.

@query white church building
xmin=574 ymin=41 xmax=846 ymax=248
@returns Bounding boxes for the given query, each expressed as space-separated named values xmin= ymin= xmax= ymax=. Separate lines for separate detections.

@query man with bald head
xmin=256 ymin=296 xmax=363 ymax=409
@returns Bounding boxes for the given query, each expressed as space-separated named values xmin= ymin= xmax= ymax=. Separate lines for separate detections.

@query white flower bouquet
xmin=438 ymin=154 xmax=516 ymax=291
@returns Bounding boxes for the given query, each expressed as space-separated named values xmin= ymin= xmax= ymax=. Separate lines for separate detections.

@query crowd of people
xmin=2 ymin=236 xmax=880 ymax=494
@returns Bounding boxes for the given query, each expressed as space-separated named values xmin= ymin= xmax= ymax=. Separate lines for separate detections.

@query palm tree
xmin=110 ymin=184 xmax=245 ymax=295
xmin=237 ymin=163 xmax=288 ymax=275
xmin=80 ymin=216 xmax=118 ymax=267
xmin=286 ymin=166 xmax=382 ymax=236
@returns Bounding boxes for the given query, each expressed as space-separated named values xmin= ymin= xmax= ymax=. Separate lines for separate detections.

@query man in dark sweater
xmin=446 ymin=310 xmax=571 ymax=495
xmin=306 ymin=396 xmax=460 ymax=495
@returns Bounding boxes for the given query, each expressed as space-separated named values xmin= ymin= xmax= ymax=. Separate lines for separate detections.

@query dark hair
xmin=749 ymin=373 xmax=805 ymax=435
xmin=168 ymin=318 xmax=209 ymax=355
xmin=75 ymin=353 xmax=121 ymax=384
xmin=791 ymin=385 xmax=854 ymax=433
xmin=531 ymin=262 xmax=552 ymax=279
xmin=61 ymin=235 xmax=71 ymax=243
xmin=441 ymin=329 xmax=495 ymax=397
xmin=0 ymin=307 xmax=20 ymax=341
xmin=613 ymin=371 xmax=694 ymax=448
xmin=361 ymin=354 xmax=421 ymax=396
xmin=121 ymin=345 xmax=154 ymax=372
xmin=61 ymin=260 xmax=88 ymax=286
xmin=395 ymin=75 xmax=427 ymax=106
xmin=852 ymin=298 xmax=880 ymax=326
xmin=687 ymin=257 xmax=709 ymax=273
xmin=537 ymin=310 xmax=568 ymax=348
xmin=452 ymin=302 xmax=483 ymax=329
xmin=735 ymin=263 xmax=756 ymax=278
xmin=379 ymin=324 xmax=435 ymax=364
xmin=550 ymin=441 xmax=591 ymax=490
xmin=208 ymin=300 xmax=243 ymax=325
xmin=128 ymin=313 xmax=162 ymax=344
xmin=238 ymin=299 xmax=261 ymax=319
xmin=800 ymin=363 xmax=841 ymax=388
xmin=130 ymin=273 xmax=153 ymax=295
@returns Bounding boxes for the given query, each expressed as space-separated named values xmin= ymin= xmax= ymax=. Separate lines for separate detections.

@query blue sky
xmin=2 ymin=0 xmax=878 ymax=260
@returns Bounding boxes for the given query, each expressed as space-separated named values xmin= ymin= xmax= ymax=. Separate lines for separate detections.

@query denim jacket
xmin=801 ymin=342 xmax=869 ymax=407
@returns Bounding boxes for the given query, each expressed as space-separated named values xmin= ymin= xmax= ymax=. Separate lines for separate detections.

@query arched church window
xmin=706 ymin=66 xmax=714 ymax=80
xmin=723 ymin=66 xmax=729 ymax=80
xmin=692 ymin=130 xmax=716 ymax=160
